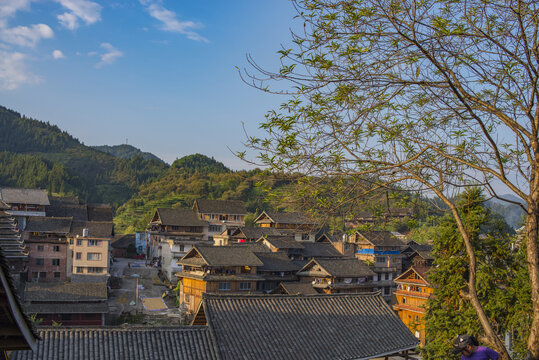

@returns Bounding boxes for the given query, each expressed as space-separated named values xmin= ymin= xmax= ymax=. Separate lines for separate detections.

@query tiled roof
xmin=70 ymin=221 xmax=114 ymax=238
xmin=299 ymin=258 xmax=375 ymax=278
xmin=10 ymin=327 xmax=219 ymax=360
xmin=300 ymin=242 xmax=342 ymax=258
xmin=87 ymin=204 xmax=113 ymax=221
xmin=45 ymin=203 xmax=88 ymax=220
xmin=25 ymin=217 xmax=72 ymax=234
xmin=154 ymin=208 xmax=208 ymax=227
xmin=277 ymin=282 xmax=318 ymax=295
xmin=25 ymin=302 xmax=109 ymax=314
xmin=255 ymin=252 xmax=300 ymax=272
xmin=0 ymin=188 xmax=50 ymax=205
xmin=232 ymin=226 xmax=286 ymax=239
xmin=259 ymin=236 xmax=304 ymax=249
xmin=255 ymin=211 xmax=317 ymax=225
xmin=200 ymin=293 xmax=419 ymax=360
xmin=356 ymin=230 xmax=405 ymax=247
xmin=194 ymin=199 xmax=247 ymax=215
xmin=180 ymin=246 xmax=264 ymax=267
xmin=0 ymin=199 xmax=10 ymax=210
xmin=408 ymin=243 xmax=434 ymax=260
xmin=0 ymin=209 xmax=27 ymax=259
xmin=25 ymin=282 xmax=107 ymax=302
xmin=111 ymin=234 xmax=136 ymax=249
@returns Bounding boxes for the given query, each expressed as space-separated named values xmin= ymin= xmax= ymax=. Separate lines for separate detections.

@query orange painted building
xmin=393 ymin=266 xmax=433 ymax=346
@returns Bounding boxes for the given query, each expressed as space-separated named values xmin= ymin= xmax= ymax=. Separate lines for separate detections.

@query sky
xmin=0 ymin=0 xmax=299 ymax=169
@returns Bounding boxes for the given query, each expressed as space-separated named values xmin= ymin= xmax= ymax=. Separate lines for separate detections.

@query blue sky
xmin=0 ymin=0 xmax=298 ymax=168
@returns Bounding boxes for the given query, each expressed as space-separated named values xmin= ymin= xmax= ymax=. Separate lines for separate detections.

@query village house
xmin=401 ymin=241 xmax=434 ymax=272
xmin=23 ymin=216 xmax=71 ymax=282
xmin=24 ymin=281 xmax=108 ymax=326
xmin=0 ymin=188 xmax=49 ymax=230
xmin=0 ymin=200 xmax=28 ymax=274
xmin=350 ymin=230 xmax=407 ymax=300
xmin=271 ymin=281 xmax=319 ymax=295
xmin=176 ymin=245 xmax=264 ymax=313
xmin=147 ymin=208 xmax=210 ymax=282
xmin=192 ymin=199 xmax=246 ymax=240
xmin=254 ymin=211 xmax=319 ymax=242
xmin=345 ymin=207 xmax=414 ymax=227
xmin=393 ymin=266 xmax=434 ymax=346
xmin=257 ymin=235 xmax=305 ymax=260
xmin=253 ymin=251 xmax=300 ymax=292
xmin=296 ymin=258 xmax=376 ymax=294
xmin=213 ymin=226 xmax=286 ymax=246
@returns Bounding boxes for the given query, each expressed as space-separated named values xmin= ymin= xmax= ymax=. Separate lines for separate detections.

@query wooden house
xmin=253 ymin=252 xmax=300 ymax=292
xmin=401 ymin=241 xmax=434 ymax=272
xmin=213 ymin=226 xmax=286 ymax=246
xmin=176 ymin=246 xmax=264 ymax=313
xmin=192 ymin=200 xmax=246 ymax=240
xmin=0 ymin=201 xmax=28 ymax=274
xmin=0 ymin=188 xmax=49 ymax=230
xmin=254 ymin=211 xmax=318 ymax=242
xmin=393 ymin=266 xmax=434 ymax=346
xmin=297 ymin=258 xmax=375 ymax=294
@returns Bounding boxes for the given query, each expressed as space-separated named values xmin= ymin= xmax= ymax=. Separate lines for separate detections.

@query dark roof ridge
xmin=202 ymin=291 xmax=382 ymax=300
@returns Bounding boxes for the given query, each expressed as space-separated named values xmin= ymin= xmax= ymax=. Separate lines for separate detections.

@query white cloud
xmin=140 ymin=0 xmax=207 ymax=42
xmin=95 ymin=42 xmax=123 ymax=68
xmin=0 ymin=50 xmax=40 ymax=90
xmin=0 ymin=0 xmax=31 ymax=19
xmin=0 ymin=23 xmax=53 ymax=47
xmin=52 ymin=49 xmax=65 ymax=59
xmin=54 ymin=0 xmax=101 ymax=30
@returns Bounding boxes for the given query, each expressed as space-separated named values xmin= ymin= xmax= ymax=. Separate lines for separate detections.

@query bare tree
xmin=240 ymin=0 xmax=539 ymax=359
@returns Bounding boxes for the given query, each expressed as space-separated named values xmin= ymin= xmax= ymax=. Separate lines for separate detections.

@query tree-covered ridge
xmin=91 ymin=144 xmax=165 ymax=164
xmin=171 ymin=153 xmax=230 ymax=174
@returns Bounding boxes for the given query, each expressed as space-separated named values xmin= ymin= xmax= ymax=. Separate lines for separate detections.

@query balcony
xmin=394 ymin=289 xmax=432 ymax=299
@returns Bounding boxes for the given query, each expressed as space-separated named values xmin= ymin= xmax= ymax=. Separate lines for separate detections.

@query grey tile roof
xmin=25 ymin=217 xmax=72 ymax=234
xmin=180 ymin=246 xmax=264 ymax=267
xmin=300 ymin=242 xmax=342 ymax=258
xmin=0 ymin=199 xmax=10 ymax=210
xmin=299 ymin=258 xmax=375 ymax=278
xmin=111 ymin=234 xmax=135 ymax=249
xmin=25 ymin=282 xmax=107 ymax=302
xmin=255 ymin=252 xmax=301 ymax=272
xmin=277 ymin=282 xmax=318 ymax=295
xmin=45 ymin=203 xmax=88 ymax=220
xmin=407 ymin=243 xmax=434 ymax=260
xmin=154 ymin=208 xmax=208 ymax=227
xmin=200 ymin=293 xmax=419 ymax=360
xmin=259 ymin=236 xmax=305 ymax=249
xmin=10 ymin=327 xmax=219 ymax=360
xmin=231 ymin=226 xmax=287 ymax=239
xmin=25 ymin=302 xmax=109 ymax=314
xmin=356 ymin=230 xmax=406 ymax=247
xmin=0 ymin=188 xmax=50 ymax=206
xmin=70 ymin=221 xmax=114 ymax=238
xmin=87 ymin=204 xmax=113 ymax=221
xmin=0 ymin=210 xmax=27 ymax=259
xmin=194 ymin=199 xmax=246 ymax=215
xmin=256 ymin=211 xmax=317 ymax=225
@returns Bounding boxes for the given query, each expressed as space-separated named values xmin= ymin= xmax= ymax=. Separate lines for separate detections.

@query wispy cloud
xmin=95 ymin=42 xmax=123 ymax=68
xmin=139 ymin=0 xmax=207 ymax=42
xmin=54 ymin=0 xmax=102 ymax=30
xmin=0 ymin=0 xmax=32 ymax=19
xmin=0 ymin=50 xmax=40 ymax=90
xmin=52 ymin=49 xmax=65 ymax=59
xmin=0 ymin=23 xmax=53 ymax=47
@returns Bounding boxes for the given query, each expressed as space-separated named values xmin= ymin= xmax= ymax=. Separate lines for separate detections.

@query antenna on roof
xmin=126 ymin=138 xmax=128 ymax=145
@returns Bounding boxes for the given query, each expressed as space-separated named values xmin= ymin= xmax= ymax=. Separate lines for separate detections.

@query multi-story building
xmin=0 ymin=200 xmax=28 ymax=274
xmin=350 ymin=230 xmax=406 ymax=300
xmin=147 ymin=208 xmax=210 ymax=282
xmin=24 ymin=217 xmax=71 ymax=282
xmin=0 ymin=188 xmax=49 ymax=230
xmin=192 ymin=199 xmax=246 ymax=240
xmin=177 ymin=245 xmax=264 ymax=312
xmin=253 ymin=251 xmax=300 ymax=292
xmin=69 ymin=221 xmax=113 ymax=281
xmin=401 ymin=241 xmax=434 ymax=272
xmin=254 ymin=211 xmax=319 ymax=242
xmin=393 ymin=266 xmax=433 ymax=346
xmin=213 ymin=226 xmax=286 ymax=246
xmin=297 ymin=258 xmax=375 ymax=294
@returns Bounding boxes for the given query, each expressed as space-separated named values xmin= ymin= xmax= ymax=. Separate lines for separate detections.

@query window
xmin=178 ymin=245 xmax=184 ymax=252
xmin=383 ymin=286 xmax=391 ymax=296
xmin=301 ymin=234 xmax=310 ymax=241
xmin=76 ymin=267 xmax=83 ymax=273
xmin=69 ymin=239 xmax=74 ymax=245
xmin=87 ymin=267 xmax=103 ymax=273
xmin=88 ymin=240 xmax=101 ymax=246
xmin=76 ymin=239 xmax=82 ymax=246
xmin=239 ymin=282 xmax=251 ymax=291
xmin=54 ymin=272 xmax=61 ymax=278
xmin=76 ymin=252 xmax=82 ymax=260
xmin=53 ymin=245 xmax=60 ymax=252
xmin=218 ymin=282 xmax=231 ymax=291
xmin=39 ymin=272 xmax=46 ymax=279
xmin=402 ymin=297 xmax=406 ymax=304
xmin=209 ymin=225 xmax=221 ymax=232
xmin=380 ymin=273 xmax=385 ymax=281
xmin=87 ymin=253 xmax=101 ymax=261
xmin=52 ymin=259 xmax=60 ymax=266
xmin=37 ymin=245 xmax=44 ymax=251
xmin=375 ymin=256 xmax=386 ymax=263
xmin=36 ymin=258 xmax=44 ymax=265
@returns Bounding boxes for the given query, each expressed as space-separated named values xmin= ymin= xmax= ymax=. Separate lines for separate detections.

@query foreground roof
xmin=25 ymin=217 xmax=72 ymax=234
xmin=197 ymin=293 xmax=419 ymax=360
xmin=0 ymin=188 xmax=49 ymax=206
xmin=25 ymin=282 xmax=107 ymax=302
xmin=193 ymin=199 xmax=246 ymax=215
xmin=10 ymin=327 xmax=219 ymax=360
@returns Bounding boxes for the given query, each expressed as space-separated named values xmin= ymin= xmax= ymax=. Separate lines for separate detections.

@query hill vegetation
xmin=91 ymin=144 xmax=165 ymax=163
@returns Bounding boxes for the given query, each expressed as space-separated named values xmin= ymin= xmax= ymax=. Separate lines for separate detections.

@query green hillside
xmin=0 ymin=105 xmax=168 ymax=206
xmin=91 ymin=144 xmax=165 ymax=163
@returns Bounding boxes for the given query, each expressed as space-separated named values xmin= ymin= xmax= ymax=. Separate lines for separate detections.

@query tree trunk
xmin=526 ymin=193 xmax=539 ymax=360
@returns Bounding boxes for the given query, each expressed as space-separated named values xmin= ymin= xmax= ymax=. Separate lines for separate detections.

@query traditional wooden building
xmin=350 ymin=230 xmax=406 ymax=300
xmin=192 ymin=293 xmax=419 ymax=360
xmin=393 ymin=266 xmax=434 ymax=346
xmin=257 ymin=235 xmax=305 ymax=260
xmin=0 ymin=188 xmax=49 ymax=230
xmin=24 ymin=282 xmax=108 ymax=326
xmin=253 ymin=252 xmax=300 ymax=292
xmin=213 ymin=226 xmax=286 ymax=246
xmin=192 ymin=199 xmax=246 ymax=240
xmin=177 ymin=245 xmax=264 ymax=313
xmin=271 ymin=282 xmax=319 ymax=295
xmin=0 ymin=201 xmax=28 ymax=274
xmin=346 ymin=207 xmax=414 ymax=227
xmin=254 ymin=211 xmax=318 ymax=242
xmin=147 ymin=208 xmax=210 ymax=282
xmin=23 ymin=217 xmax=71 ymax=283
xmin=297 ymin=258 xmax=375 ymax=294
xmin=401 ymin=241 xmax=434 ymax=272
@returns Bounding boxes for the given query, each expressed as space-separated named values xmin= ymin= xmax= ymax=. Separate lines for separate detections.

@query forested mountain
xmin=91 ymin=144 xmax=165 ymax=163
xmin=0 ymin=105 xmax=168 ymax=207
